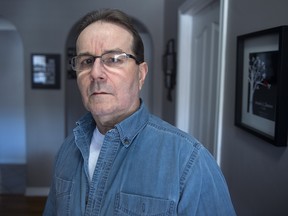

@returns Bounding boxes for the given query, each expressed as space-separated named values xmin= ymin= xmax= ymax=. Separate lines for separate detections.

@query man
xmin=44 ymin=9 xmax=236 ymax=215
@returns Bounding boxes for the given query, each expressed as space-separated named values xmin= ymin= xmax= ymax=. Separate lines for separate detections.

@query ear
xmin=138 ymin=62 xmax=148 ymax=90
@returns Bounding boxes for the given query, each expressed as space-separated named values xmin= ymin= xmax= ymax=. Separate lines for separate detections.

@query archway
xmin=0 ymin=17 xmax=25 ymax=193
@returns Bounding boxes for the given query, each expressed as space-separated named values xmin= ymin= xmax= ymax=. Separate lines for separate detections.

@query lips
xmin=88 ymin=83 xmax=112 ymax=97
xmin=90 ymin=91 xmax=110 ymax=97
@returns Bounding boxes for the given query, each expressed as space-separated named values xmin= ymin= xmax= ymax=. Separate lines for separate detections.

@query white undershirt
xmin=88 ymin=127 xmax=104 ymax=182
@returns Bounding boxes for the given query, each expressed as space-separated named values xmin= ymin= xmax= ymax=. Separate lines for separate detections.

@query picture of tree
xmin=247 ymin=51 xmax=277 ymax=121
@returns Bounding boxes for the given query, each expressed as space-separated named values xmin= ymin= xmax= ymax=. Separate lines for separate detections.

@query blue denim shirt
xmin=43 ymin=102 xmax=236 ymax=215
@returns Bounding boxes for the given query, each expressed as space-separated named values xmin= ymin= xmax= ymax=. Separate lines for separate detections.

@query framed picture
xmin=31 ymin=54 xmax=61 ymax=89
xmin=235 ymin=26 xmax=288 ymax=146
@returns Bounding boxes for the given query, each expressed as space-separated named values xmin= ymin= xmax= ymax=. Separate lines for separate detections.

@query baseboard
xmin=25 ymin=187 xmax=50 ymax=196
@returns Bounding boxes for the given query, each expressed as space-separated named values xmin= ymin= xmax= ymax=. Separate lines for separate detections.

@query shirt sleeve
xmin=177 ymin=146 xmax=237 ymax=215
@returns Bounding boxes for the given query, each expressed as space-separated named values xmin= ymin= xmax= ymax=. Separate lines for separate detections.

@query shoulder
xmin=146 ymin=113 xmax=217 ymax=166
xmin=141 ymin=114 xmax=205 ymax=164
xmin=54 ymin=133 xmax=78 ymax=165
xmin=147 ymin=114 xmax=200 ymax=146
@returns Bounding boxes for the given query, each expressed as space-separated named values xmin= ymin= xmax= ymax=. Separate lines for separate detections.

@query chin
xmin=90 ymin=104 xmax=114 ymax=115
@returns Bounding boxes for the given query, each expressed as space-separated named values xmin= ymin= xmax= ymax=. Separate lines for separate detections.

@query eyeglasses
xmin=70 ymin=51 xmax=141 ymax=72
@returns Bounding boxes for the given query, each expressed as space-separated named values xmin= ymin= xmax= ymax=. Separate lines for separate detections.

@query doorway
xmin=0 ymin=18 xmax=25 ymax=164
xmin=0 ymin=17 xmax=26 ymax=193
xmin=176 ymin=0 xmax=228 ymax=164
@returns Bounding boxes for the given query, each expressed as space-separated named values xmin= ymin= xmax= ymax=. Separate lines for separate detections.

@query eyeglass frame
xmin=70 ymin=51 xmax=142 ymax=72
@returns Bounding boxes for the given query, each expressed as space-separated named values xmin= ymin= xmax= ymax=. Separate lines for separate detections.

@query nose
xmin=90 ymin=58 xmax=106 ymax=81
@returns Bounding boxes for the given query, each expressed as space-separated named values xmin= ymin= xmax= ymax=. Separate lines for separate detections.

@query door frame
xmin=176 ymin=0 xmax=229 ymax=165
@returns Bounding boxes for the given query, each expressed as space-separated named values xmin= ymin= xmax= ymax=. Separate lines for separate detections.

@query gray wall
xmin=0 ymin=0 xmax=166 ymax=188
xmin=162 ymin=0 xmax=186 ymax=124
xmin=221 ymin=0 xmax=288 ymax=215
xmin=0 ymin=29 xmax=25 ymax=163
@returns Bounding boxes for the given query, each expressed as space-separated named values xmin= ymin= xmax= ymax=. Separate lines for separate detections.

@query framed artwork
xmin=31 ymin=54 xmax=61 ymax=89
xmin=235 ymin=26 xmax=288 ymax=146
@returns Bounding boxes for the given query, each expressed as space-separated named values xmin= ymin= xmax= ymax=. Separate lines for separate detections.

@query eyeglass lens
xmin=71 ymin=52 xmax=138 ymax=72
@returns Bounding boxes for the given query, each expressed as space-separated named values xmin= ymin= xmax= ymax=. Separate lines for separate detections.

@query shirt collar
xmin=115 ymin=101 xmax=149 ymax=147
xmin=75 ymin=101 xmax=149 ymax=148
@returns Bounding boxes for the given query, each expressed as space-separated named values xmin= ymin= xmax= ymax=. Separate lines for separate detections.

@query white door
xmin=176 ymin=0 xmax=226 ymax=160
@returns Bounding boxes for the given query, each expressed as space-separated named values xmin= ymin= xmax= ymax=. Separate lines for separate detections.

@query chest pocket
xmin=55 ymin=177 xmax=74 ymax=215
xmin=114 ymin=192 xmax=175 ymax=216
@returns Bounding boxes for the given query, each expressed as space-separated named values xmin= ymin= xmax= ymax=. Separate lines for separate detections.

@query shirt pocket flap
xmin=115 ymin=192 xmax=175 ymax=215
xmin=55 ymin=177 xmax=73 ymax=197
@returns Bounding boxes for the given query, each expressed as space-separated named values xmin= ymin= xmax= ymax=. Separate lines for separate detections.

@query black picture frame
xmin=31 ymin=54 xmax=61 ymax=89
xmin=235 ymin=26 xmax=288 ymax=147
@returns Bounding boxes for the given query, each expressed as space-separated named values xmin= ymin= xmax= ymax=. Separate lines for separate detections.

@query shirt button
xmin=124 ymin=138 xmax=129 ymax=145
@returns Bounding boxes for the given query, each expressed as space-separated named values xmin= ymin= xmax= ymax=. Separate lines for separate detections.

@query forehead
xmin=76 ymin=21 xmax=133 ymax=54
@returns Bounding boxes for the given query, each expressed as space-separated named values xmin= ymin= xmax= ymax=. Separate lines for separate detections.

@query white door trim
xmin=176 ymin=0 xmax=217 ymax=133
xmin=175 ymin=4 xmax=193 ymax=133
xmin=176 ymin=0 xmax=229 ymax=165
xmin=215 ymin=0 xmax=229 ymax=165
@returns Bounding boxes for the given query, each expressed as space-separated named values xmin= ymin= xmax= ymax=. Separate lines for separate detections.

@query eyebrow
xmin=77 ymin=49 xmax=125 ymax=57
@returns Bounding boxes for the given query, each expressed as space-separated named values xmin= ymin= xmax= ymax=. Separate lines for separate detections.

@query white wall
xmin=0 ymin=0 xmax=165 ymax=189
xmin=221 ymin=0 xmax=288 ymax=215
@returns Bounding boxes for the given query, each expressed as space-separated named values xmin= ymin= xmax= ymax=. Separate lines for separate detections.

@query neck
xmin=94 ymin=100 xmax=141 ymax=134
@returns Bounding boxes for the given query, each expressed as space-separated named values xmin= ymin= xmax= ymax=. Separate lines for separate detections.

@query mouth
xmin=91 ymin=91 xmax=109 ymax=96
xmin=88 ymin=84 xmax=111 ymax=97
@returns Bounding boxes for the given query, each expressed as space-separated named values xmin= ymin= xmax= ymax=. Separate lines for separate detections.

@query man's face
xmin=76 ymin=21 xmax=148 ymax=126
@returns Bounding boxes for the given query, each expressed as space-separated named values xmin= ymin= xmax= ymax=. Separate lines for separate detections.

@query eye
xmin=102 ymin=53 xmax=126 ymax=66
xmin=107 ymin=57 xmax=119 ymax=63
xmin=76 ymin=56 xmax=95 ymax=69
xmin=80 ymin=56 xmax=95 ymax=66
